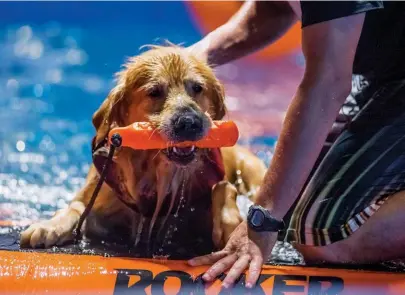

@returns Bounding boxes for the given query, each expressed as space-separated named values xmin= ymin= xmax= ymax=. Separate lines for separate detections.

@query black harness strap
xmin=74 ymin=134 xmax=122 ymax=242
xmin=91 ymin=136 xmax=141 ymax=212
xmin=91 ymin=136 xmax=123 ymax=196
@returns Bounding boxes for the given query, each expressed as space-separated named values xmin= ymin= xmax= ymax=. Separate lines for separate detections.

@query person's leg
xmin=294 ymin=189 xmax=405 ymax=263
xmin=285 ymin=78 xmax=405 ymax=264
xmin=280 ymin=75 xmax=366 ymax=241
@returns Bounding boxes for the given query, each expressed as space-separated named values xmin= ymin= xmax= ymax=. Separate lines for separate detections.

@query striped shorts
xmin=285 ymin=77 xmax=405 ymax=246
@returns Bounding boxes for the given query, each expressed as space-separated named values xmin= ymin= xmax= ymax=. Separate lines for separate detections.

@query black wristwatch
xmin=247 ymin=205 xmax=284 ymax=232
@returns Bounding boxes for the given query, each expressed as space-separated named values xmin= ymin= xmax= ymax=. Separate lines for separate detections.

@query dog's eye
xmin=148 ymin=86 xmax=163 ymax=99
xmin=185 ymin=81 xmax=204 ymax=97
xmin=191 ymin=83 xmax=203 ymax=94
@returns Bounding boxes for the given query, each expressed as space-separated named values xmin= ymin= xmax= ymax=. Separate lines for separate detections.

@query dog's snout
xmin=172 ymin=112 xmax=205 ymax=142
xmin=175 ymin=115 xmax=198 ymax=132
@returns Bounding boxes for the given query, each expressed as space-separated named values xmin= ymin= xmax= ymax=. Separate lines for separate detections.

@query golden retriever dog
xmin=20 ymin=45 xmax=267 ymax=257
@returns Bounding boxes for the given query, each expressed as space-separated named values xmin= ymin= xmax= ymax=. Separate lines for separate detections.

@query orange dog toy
xmin=108 ymin=121 xmax=239 ymax=150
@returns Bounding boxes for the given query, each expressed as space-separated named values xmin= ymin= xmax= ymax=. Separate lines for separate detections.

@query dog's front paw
xmin=212 ymin=181 xmax=242 ymax=249
xmin=212 ymin=215 xmax=241 ymax=249
xmin=212 ymin=224 xmax=224 ymax=249
xmin=20 ymin=218 xmax=76 ymax=248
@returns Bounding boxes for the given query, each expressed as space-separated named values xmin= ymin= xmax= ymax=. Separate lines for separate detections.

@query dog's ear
xmin=212 ymin=80 xmax=227 ymax=120
xmin=92 ymin=98 xmax=109 ymax=132
xmin=92 ymin=56 xmax=148 ymax=143
xmin=92 ymin=84 xmax=126 ymax=143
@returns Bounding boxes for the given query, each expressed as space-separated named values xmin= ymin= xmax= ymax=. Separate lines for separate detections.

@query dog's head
xmin=92 ymin=45 xmax=226 ymax=167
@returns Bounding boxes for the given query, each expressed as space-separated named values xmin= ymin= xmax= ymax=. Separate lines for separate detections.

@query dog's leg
xmin=221 ymin=146 xmax=267 ymax=203
xmin=20 ymin=165 xmax=101 ymax=248
xmin=20 ymin=201 xmax=85 ymax=248
xmin=211 ymin=180 xmax=242 ymax=249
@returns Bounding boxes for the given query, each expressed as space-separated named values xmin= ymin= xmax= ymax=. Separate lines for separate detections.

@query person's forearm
xmin=192 ymin=1 xmax=297 ymax=67
xmin=256 ymin=79 xmax=351 ymax=220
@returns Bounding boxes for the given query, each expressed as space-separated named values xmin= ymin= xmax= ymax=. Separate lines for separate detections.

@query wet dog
xmin=20 ymin=45 xmax=267 ymax=257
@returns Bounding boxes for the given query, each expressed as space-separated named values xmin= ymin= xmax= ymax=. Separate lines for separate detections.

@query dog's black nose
xmin=173 ymin=114 xmax=204 ymax=141
xmin=176 ymin=116 xmax=196 ymax=131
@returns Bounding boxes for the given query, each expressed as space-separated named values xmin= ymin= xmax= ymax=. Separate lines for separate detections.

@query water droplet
xmin=33 ymin=84 xmax=43 ymax=97
xmin=6 ymin=79 xmax=19 ymax=91
xmin=16 ymin=140 xmax=25 ymax=152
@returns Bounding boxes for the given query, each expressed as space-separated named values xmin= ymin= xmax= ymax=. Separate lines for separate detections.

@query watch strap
xmin=247 ymin=205 xmax=284 ymax=232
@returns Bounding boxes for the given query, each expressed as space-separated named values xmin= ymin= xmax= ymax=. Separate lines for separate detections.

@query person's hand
xmin=187 ymin=220 xmax=277 ymax=289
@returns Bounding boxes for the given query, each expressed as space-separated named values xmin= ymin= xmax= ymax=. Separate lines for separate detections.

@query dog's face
xmin=93 ymin=45 xmax=226 ymax=167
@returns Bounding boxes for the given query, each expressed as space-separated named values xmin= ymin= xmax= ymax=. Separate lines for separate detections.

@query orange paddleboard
xmin=1 ymin=250 xmax=405 ymax=295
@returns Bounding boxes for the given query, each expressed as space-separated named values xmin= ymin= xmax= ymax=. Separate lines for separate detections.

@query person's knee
xmin=292 ymin=241 xmax=354 ymax=264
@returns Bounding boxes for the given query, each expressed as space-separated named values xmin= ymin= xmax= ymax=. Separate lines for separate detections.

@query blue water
xmin=0 ymin=2 xmax=279 ymax=225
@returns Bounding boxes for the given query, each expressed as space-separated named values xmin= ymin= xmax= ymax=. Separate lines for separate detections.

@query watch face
xmin=251 ymin=210 xmax=265 ymax=227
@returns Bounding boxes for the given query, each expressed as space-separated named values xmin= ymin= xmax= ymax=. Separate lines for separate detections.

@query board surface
xmin=1 ymin=249 xmax=405 ymax=295
xmin=1 ymin=225 xmax=405 ymax=295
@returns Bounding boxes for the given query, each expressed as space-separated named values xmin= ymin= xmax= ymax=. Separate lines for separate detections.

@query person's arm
xmin=188 ymin=2 xmax=384 ymax=289
xmin=189 ymin=0 xmax=297 ymax=66
xmin=256 ymin=13 xmax=366 ymax=219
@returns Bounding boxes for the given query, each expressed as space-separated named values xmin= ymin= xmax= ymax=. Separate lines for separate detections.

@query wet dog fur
xmin=20 ymin=45 xmax=267 ymax=257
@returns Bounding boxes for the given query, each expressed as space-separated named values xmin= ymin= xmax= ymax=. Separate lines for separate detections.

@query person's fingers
xmin=187 ymin=250 xmax=228 ymax=267
xmin=222 ymin=254 xmax=250 ymax=288
xmin=245 ymin=255 xmax=264 ymax=288
xmin=202 ymin=252 xmax=238 ymax=282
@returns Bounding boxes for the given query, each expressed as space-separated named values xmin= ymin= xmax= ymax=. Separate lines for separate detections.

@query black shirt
xmin=300 ymin=1 xmax=405 ymax=81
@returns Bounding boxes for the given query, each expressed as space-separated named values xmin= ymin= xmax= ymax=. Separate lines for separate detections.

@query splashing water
xmin=174 ymin=177 xmax=186 ymax=218
xmin=153 ymin=175 xmax=187 ymax=258
xmin=133 ymin=215 xmax=145 ymax=248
